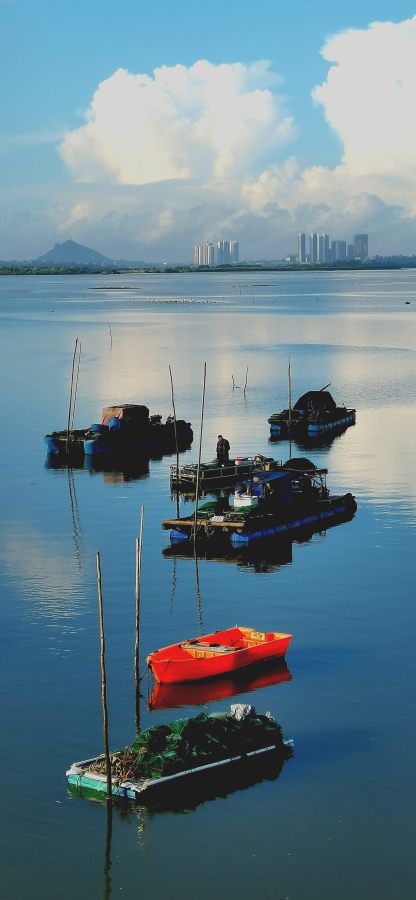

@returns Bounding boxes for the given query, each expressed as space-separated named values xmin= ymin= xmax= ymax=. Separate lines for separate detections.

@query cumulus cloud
xmin=6 ymin=19 xmax=416 ymax=260
xmin=60 ymin=60 xmax=294 ymax=185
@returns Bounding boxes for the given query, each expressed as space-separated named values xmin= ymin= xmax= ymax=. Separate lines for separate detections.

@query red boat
xmin=146 ymin=626 xmax=292 ymax=684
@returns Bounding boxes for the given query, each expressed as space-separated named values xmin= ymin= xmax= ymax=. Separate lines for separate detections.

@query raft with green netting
xmin=66 ymin=705 xmax=293 ymax=804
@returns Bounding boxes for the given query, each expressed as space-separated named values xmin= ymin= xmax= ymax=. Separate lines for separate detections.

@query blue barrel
xmin=109 ymin=417 xmax=121 ymax=431
xmin=170 ymin=530 xmax=189 ymax=544
xmin=91 ymin=423 xmax=104 ymax=432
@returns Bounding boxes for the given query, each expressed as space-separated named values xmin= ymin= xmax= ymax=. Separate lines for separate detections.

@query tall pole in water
xmin=96 ymin=551 xmax=112 ymax=803
xmin=135 ymin=507 xmax=144 ymax=734
xmin=193 ymin=363 xmax=207 ymax=542
xmin=70 ymin=341 xmax=82 ymax=434
xmin=169 ymin=366 xmax=180 ymax=519
xmin=66 ymin=338 xmax=79 ymax=454
xmin=288 ymin=356 xmax=292 ymax=459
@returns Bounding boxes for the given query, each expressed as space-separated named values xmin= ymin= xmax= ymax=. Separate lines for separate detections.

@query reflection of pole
xmin=169 ymin=366 xmax=180 ymax=519
xmin=193 ymin=362 xmax=206 ymax=542
xmin=96 ymin=551 xmax=112 ymax=803
xmin=66 ymin=338 xmax=78 ymax=455
xmin=103 ymin=802 xmax=113 ymax=900
xmin=170 ymin=555 xmax=177 ymax=612
xmin=194 ymin=549 xmax=204 ymax=636
xmin=135 ymin=508 xmax=144 ymax=734
xmin=67 ymin=468 xmax=84 ymax=571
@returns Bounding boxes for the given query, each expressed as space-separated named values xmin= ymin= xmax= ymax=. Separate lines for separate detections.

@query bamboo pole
xmin=66 ymin=338 xmax=78 ymax=454
xmin=288 ymin=356 xmax=292 ymax=460
xmin=193 ymin=362 xmax=207 ymax=542
xmin=243 ymin=366 xmax=248 ymax=397
xmin=70 ymin=342 xmax=81 ymax=434
xmin=96 ymin=551 xmax=112 ymax=803
xmin=135 ymin=508 xmax=144 ymax=734
xmin=169 ymin=366 xmax=180 ymax=519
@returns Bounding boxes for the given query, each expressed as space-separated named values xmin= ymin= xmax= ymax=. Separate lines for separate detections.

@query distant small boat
xmin=268 ymin=389 xmax=356 ymax=437
xmin=147 ymin=626 xmax=292 ymax=683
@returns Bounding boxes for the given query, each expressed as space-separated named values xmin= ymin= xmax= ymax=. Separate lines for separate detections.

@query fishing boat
xmin=162 ymin=456 xmax=357 ymax=546
xmin=268 ymin=389 xmax=356 ymax=437
xmin=170 ymin=454 xmax=277 ymax=492
xmin=44 ymin=403 xmax=193 ymax=460
xmin=66 ymin=704 xmax=293 ymax=805
xmin=146 ymin=626 xmax=292 ymax=683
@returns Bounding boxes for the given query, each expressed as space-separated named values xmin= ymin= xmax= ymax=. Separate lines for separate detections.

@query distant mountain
xmin=35 ymin=240 xmax=115 ymax=265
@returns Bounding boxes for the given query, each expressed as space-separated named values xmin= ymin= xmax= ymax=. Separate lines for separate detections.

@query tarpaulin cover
xmin=117 ymin=710 xmax=288 ymax=780
xmin=101 ymin=404 xmax=149 ymax=427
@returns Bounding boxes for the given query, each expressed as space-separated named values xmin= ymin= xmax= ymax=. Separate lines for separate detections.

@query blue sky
xmin=1 ymin=0 xmax=416 ymax=260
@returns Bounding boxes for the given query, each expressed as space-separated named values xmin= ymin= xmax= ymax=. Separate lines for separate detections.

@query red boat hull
xmin=147 ymin=626 xmax=292 ymax=684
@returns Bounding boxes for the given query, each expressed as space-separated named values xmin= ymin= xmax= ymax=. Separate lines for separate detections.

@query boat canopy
xmin=101 ymin=404 xmax=149 ymax=427
xmin=293 ymin=391 xmax=337 ymax=412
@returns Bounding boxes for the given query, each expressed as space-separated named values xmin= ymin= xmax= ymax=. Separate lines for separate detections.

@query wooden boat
xmin=146 ymin=626 xmax=292 ymax=683
xmin=44 ymin=403 xmax=192 ymax=460
xmin=268 ymin=389 xmax=355 ymax=437
xmin=162 ymin=457 xmax=357 ymax=546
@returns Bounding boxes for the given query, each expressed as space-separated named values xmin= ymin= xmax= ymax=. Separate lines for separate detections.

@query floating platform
xmin=268 ymin=390 xmax=356 ymax=437
xmin=67 ymin=706 xmax=293 ymax=806
xmin=45 ymin=403 xmax=192 ymax=461
xmin=163 ymin=458 xmax=357 ymax=546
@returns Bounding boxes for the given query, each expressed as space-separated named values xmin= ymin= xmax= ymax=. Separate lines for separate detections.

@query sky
xmin=1 ymin=0 xmax=416 ymax=261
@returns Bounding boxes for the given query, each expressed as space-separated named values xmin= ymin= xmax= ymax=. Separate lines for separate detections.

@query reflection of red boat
xmin=146 ymin=626 xmax=292 ymax=684
xmin=148 ymin=659 xmax=292 ymax=710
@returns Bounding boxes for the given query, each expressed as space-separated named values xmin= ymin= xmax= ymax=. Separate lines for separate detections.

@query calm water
xmin=0 ymin=270 xmax=415 ymax=900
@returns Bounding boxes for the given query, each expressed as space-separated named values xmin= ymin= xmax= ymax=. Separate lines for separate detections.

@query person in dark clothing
xmin=216 ymin=434 xmax=230 ymax=466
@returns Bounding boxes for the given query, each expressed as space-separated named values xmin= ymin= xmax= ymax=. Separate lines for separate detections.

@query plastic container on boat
xmin=233 ymin=494 xmax=259 ymax=508
xmin=109 ymin=417 xmax=121 ymax=431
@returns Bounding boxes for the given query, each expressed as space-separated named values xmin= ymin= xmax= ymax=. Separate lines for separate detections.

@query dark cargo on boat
xmin=44 ymin=403 xmax=193 ymax=460
xmin=268 ymin=389 xmax=356 ymax=437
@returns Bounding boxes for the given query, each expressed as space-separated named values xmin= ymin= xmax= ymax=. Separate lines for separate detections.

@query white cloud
xmin=5 ymin=19 xmax=416 ymax=261
xmin=313 ymin=17 xmax=416 ymax=180
xmin=59 ymin=60 xmax=295 ymax=185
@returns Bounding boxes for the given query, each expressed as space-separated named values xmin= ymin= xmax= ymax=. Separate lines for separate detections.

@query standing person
xmin=216 ymin=434 xmax=230 ymax=466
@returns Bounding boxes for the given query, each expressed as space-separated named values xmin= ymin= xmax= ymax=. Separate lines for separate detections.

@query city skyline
xmin=296 ymin=232 xmax=368 ymax=264
xmin=194 ymin=240 xmax=239 ymax=267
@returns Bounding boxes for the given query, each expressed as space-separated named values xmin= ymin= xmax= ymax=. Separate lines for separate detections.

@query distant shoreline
xmin=0 ymin=262 xmax=403 ymax=276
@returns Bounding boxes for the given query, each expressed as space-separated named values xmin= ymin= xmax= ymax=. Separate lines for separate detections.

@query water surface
xmin=0 ymin=270 xmax=415 ymax=900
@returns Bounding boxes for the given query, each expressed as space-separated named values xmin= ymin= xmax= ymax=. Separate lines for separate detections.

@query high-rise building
xmin=347 ymin=244 xmax=354 ymax=260
xmin=230 ymin=241 xmax=239 ymax=264
xmin=297 ymin=233 xmax=306 ymax=263
xmin=332 ymin=240 xmax=347 ymax=262
xmin=333 ymin=238 xmax=348 ymax=262
xmin=309 ymin=233 xmax=317 ymax=264
xmin=317 ymin=233 xmax=329 ymax=263
xmin=353 ymin=234 xmax=368 ymax=260
xmin=205 ymin=242 xmax=215 ymax=266
xmin=194 ymin=244 xmax=204 ymax=266
xmin=217 ymin=240 xmax=231 ymax=265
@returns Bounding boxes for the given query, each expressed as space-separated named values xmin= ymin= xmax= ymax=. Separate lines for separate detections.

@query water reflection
xmin=162 ymin=504 xmax=356 ymax=573
xmin=68 ymin=744 xmax=291 ymax=822
xmin=148 ymin=658 xmax=291 ymax=710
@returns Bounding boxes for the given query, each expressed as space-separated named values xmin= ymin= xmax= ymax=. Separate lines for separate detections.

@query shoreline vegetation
xmin=0 ymin=261 xmax=407 ymax=275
